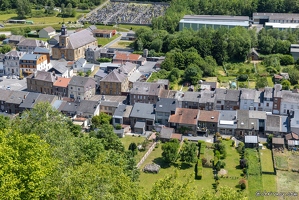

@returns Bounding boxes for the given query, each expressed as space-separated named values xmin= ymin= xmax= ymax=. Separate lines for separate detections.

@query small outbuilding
xmin=245 ymin=135 xmax=258 ymax=148
xmin=272 ymin=137 xmax=285 ymax=148
xmin=248 ymin=48 xmax=259 ymax=61
xmin=134 ymin=121 xmax=145 ymax=134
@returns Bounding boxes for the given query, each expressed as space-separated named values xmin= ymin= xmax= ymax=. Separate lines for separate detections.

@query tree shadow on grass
xmin=177 ymin=162 xmax=193 ymax=170
xmin=153 ymin=157 xmax=170 ymax=168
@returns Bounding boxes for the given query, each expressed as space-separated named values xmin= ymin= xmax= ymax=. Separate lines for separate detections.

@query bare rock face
xmin=143 ymin=163 xmax=161 ymax=174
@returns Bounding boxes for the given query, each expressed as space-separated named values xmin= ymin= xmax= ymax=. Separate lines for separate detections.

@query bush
xmin=231 ymin=140 xmax=235 ymax=147
xmin=238 ymin=74 xmax=248 ymax=81
xmin=115 ymin=124 xmax=122 ymax=130
xmin=240 ymin=159 xmax=248 ymax=169
xmin=239 ymin=179 xmax=247 ymax=190
xmin=202 ymin=157 xmax=207 ymax=166
xmin=195 ymin=159 xmax=203 ymax=180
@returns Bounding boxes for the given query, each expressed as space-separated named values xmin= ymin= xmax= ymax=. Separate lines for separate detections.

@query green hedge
xmin=200 ymin=143 xmax=206 ymax=155
xmin=195 ymin=159 xmax=203 ymax=180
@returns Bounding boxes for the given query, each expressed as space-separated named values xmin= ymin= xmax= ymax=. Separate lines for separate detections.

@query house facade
xmin=20 ymin=54 xmax=50 ymax=76
xmin=27 ymin=71 xmax=57 ymax=94
xmin=17 ymin=39 xmax=49 ymax=53
xmin=3 ymin=51 xmax=25 ymax=75
xmin=130 ymin=103 xmax=156 ymax=132
xmin=198 ymin=110 xmax=219 ymax=134
xmin=39 ymin=26 xmax=56 ymax=39
xmin=52 ymin=25 xmax=98 ymax=61
xmin=155 ymin=98 xmax=178 ymax=126
xmin=5 ymin=91 xmax=29 ymax=114
xmin=100 ymin=69 xmax=129 ymax=95
xmin=53 ymin=77 xmax=71 ymax=97
xmin=68 ymin=76 xmax=96 ymax=100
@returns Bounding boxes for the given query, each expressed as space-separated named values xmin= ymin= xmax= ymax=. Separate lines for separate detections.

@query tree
xmin=237 ymin=142 xmax=245 ymax=154
xmin=149 ymin=173 xmax=197 ymax=200
xmin=280 ymin=55 xmax=294 ymax=66
xmin=184 ymin=64 xmax=202 ymax=85
xmin=281 ymin=79 xmax=291 ymax=90
xmin=0 ymin=115 xmax=10 ymax=130
xmin=162 ymin=139 xmax=180 ymax=164
xmin=198 ymin=186 xmax=247 ymax=200
xmin=91 ymin=113 xmax=112 ymax=128
xmin=0 ymin=130 xmax=56 ymax=199
xmin=240 ymin=159 xmax=248 ymax=169
xmin=289 ymin=69 xmax=299 ymax=85
xmin=150 ymin=38 xmax=163 ymax=52
xmin=180 ymin=140 xmax=197 ymax=164
xmin=255 ymin=77 xmax=268 ymax=89
xmin=0 ymin=45 xmax=11 ymax=54
xmin=16 ymin=0 xmax=31 ymax=18
xmin=85 ymin=70 xmax=91 ymax=77
xmin=128 ymin=142 xmax=138 ymax=156
xmin=66 ymin=3 xmax=73 ymax=17
xmin=258 ymin=35 xmax=275 ymax=54
xmin=61 ymin=3 xmax=65 ymax=17
xmin=46 ymin=0 xmax=55 ymax=14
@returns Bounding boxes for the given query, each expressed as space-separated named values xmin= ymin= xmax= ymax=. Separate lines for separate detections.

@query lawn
xmin=97 ymin=34 xmax=120 ymax=46
xmin=262 ymin=174 xmax=277 ymax=200
xmin=273 ymin=152 xmax=289 ymax=170
xmin=267 ymin=77 xmax=274 ymax=87
xmin=277 ymin=171 xmax=299 ymax=200
xmin=118 ymin=24 xmax=150 ymax=31
xmin=110 ymin=41 xmax=134 ymax=48
xmin=120 ymin=135 xmax=147 ymax=162
xmin=139 ymin=141 xmax=247 ymax=197
xmin=246 ymin=149 xmax=264 ymax=200
xmin=260 ymin=148 xmax=275 ymax=173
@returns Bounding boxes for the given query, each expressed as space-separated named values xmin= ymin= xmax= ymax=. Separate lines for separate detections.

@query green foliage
xmin=115 ymin=124 xmax=122 ymax=130
xmin=67 ymin=120 xmax=82 ymax=137
xmin=162 ymin=139 xmax=180 ymax=164
xmin=0 ymin=115 xmax=10 ymax=130
xmin=255 ymin=76 xmax=268 ymax=89
xmin=128 ymin=142 xmax=138 ymax=156
xmin=97 ymin=57 xmax=112 ymax=62
xmin=213 ymin=142 xmax=227 ymax=159
xmin=180 ymin=140 xmax=197 ymax=164
xmin=0 ymin=44 xmax=11 ymax=54
xmin=0 ymin=130 xmax=55 ymax=199
xmin=16 ymin=0 xmax=31 ymax=18
xmin=77 ymin=71 xmax=84 ymax=76
xmin=237 ymin=142 xmax=245 ymax=154
xmin=281 ymin=79 xmax=291 ymax=90
xmin=91 ymin=113 xmax=112 ymax=128
xmin=237 ymin=74 xmax=248 ymax=81
xmin=0 ymin=34 xmax=6 ymax=41
xmin=85 ymin=70 xmax=91 ymax=77
xmin=195 ymin=159 xmax=203 ymax=180
xmin=184 ymin=64 xmax=202 ymax=85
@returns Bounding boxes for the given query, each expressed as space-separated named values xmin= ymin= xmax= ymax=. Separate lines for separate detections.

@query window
xmin=217 ymin=101 xmax=221 ymax=104
xmin=291 ymin=105 xmax=294 ymax=109
xmin=78 ymin=88 xmax=80 ymax=91
xmin=266 ymin=103 xmax=269 ymax=106
xmin=71 ymin=87 xmax=73 ymax=89
xmin=274 ymin=98 xmax=277 ymax=102
xmin=284 ymin=104 xmax=286 ymax=108
xmin=284 ymin=109 xmax=286 ymax=113
xmin=274 ymin=104 xmax=277 ymax=109
xmin=244 ymin=101 xmax=247 ymax=104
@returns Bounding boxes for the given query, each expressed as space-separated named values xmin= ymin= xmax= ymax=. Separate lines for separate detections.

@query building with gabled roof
xmin=3 ymin=50 xmax=26 ymax=75
xmin=8 ymin=35 xmax=25 ymax=44
xmin=5 ymin=91 xmax=29 ymax=114
xmin=17 ymin=38 xmax=49 ymax=53
xmin=53 ymin=77 xmax=71 ymax=97
xmin=39 ymin=26 xmax=56 ymax=39
xmin=130 ymin=103 xmax=155 ymax=132
xmin=68 ymin=76 xmax=96 ymax=100
xmin=52 ymin=24 xmax=97 ymax=61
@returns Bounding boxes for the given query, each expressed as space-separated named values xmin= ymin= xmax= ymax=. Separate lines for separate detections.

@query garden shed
xmin=244 ymin=135 xmax=258 ymax=148
xmin=272 ymin=137 xmax=285 ymax=148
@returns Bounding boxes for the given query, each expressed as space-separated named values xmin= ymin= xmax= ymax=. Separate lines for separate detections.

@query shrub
xmin=200 ymin=143 xmax=206 ymax=155
xmin=231 ymin=140 xmax=235 ymax=147
xmin=240 ymin=159 xmax=248 ymax=169
xmin=202 ymin=157 xmax=207 ymax=166
xmin=115 ymin=124 xmax=122 ymax=130
xmin=240 ymin=183 xmax=246 ymax=190
xmin=238 ymin=74 xmax=248 ymax=81
xmin=195 ymin=159 xmax=203 ymax=180
xmin=239 ymin=179 xmax=247 ymax=190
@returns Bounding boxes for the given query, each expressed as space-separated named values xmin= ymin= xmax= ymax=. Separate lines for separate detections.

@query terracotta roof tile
xmin=198 ymin=110 xmax=219 ymax=122
xmin=53 ymin=77 xmax=71 ymax=87
xmin=168 ymin=108 xmax=199 ymax=125
xmin=171 ymin=133 xmax=182 ymax=141
xmin=114 ymin=52 xmax=141 ymax=61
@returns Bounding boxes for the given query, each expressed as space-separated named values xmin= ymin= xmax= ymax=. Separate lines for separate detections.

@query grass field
xmin=246 ymin=149 xmax=264 ymax=200
xmin=139 ymin=141 xmax=247 ymax=197
xmin=262 ymin=174 xmax=278 ymax=200
xmin=267 ymin=77 xmax=274 ymax=87
xmin=97 ymin=34 xmax=120 ymax=46
xmin=110 ymin=41 xmax=134 ymax=48
xmin=277 ymin=171 xmax=299 ymax=200
xmin=260 ymin=148 xmax=275 ymax=173
xmin=120 ymin=135 xmax=147 ymax=162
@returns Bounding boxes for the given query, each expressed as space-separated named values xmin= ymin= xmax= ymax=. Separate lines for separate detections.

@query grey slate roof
xmin=48 ymin=64 xmax=68 ymax=75
xmin=69 ymin=76 xmax=95 ymax=87
xmin=6 ymin=91 xmax=29 ymax=104
xmin=218 ymin=110 xmax=237 ymax=128
xmin=0 ymin=89 xmax=13 ymax=101
xmin=249 ymin=111 xmax=267 ymax=120
xmin=100 ymin=100 xmax=119 ymax=107
xmin=35 ymin=94 xmax=56 ymax=104
xmin=9 ymin=35 xmax=25 ymax=42
xmin=28 ymin=71 xmax=56 ymax=82
xmin=60 ymin=101 xmax=78 ymax=112
xmin=19 ymin=92 xmax=40 ymax=109
xmin=135 ymin=121 xmax=145 ymax=129
xmin=4 ymin=50 xmax=25 ymax=58
xmin=240 ymin=89 xmax=256 ymax=100
xmin=281 ymin=90 xmax=299 ymax=103
xmin=18 ymin=39 xmax=47 ymax=47
xmin=254 ymin=90 xmax=263 ymax=103
xmin=130 ymin=82 xmax=163 ymax=96
xmin=113 ymin=104 xmax=127 ymax=117
xmin=21 ymin=54 xmax=43 ymax=61
xmin=226 ymin=89 xmax=240 ymax=101
xmin=237 ymin=110 xmax=250 ymax=129
xmin=67 ymin=29 xmax=96 ymax=49
xmin=183 ymin=92 xmax=201 ymax=102
xmin=266 ymin=115 xmax=281 ymax=132
xmin=34 ymin=47 xmax=50 ymax=54
xmin=100 ymin=69 xmax=126 ymax=83
xmin=123 ymin=105 xmax=133 ymax=118
xmin=77 ymin=100 xmax=99 ymax=114
xmin=199 ymin=90 xmax=215 ymax=103
xmin=160 ymin=127 xmax=174 ymax=139
xmin=130 ymin=103 xmax=155 ymax=120
xmin=94 ymin=69 xmax=108 ymax=78
xmin=41 ymin=26 xmax=55 ymax=33
xmin=264 ymin=87 xmax=273 ymax=99
xmin=156 ymin=98 xmax=178 ymax=113
xmin=52 ymin=100 xmax=64 ymax=110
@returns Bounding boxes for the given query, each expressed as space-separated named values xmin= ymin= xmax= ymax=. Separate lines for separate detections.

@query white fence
xmin=137 ymin=142 xmax=157 ymax=169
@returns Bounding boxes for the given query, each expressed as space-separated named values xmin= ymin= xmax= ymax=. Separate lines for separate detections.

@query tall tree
xmin=16 ymin=0 xmax=31 ymax=18
xmin=162 ymin=139 xmax=180 ymax=164
xmin=180 ymin=140 xmax=197 ymax=164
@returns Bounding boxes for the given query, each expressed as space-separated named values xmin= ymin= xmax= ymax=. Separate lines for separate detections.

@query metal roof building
xmin=179 ymin=15 xmax=250 ymax=31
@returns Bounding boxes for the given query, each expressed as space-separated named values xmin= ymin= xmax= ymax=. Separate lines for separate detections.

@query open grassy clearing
xmin=97 ymin=34 xmax=120 ymax=46
xmin=110 ymin=40 xmax=134 ymax=48
xmin=277 ymin=171 xmax=299 ymax=200
xmin=246 ymin=149 xmax=264 ymax=200
xmin=139 ymin=140 xmax=247 ymax=197
xmin=260 ymin=148 xmax=275 ymax=173
xmin=120 ymin=135 xmax=147 ymax=162
xmin=262 ymin=174 xmax=278 ymax=200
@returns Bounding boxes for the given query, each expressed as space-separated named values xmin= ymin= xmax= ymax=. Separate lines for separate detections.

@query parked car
xmin=6 ymin=75 xmax=11 ymax=79
xmin=6 ymin=86 xmax=10 ymax=90
xmin=12 ymin=75 xmax=16 ymax=79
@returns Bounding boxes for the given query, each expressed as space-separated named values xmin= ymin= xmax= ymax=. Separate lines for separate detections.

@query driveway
xmin=0 ymin=76 xmax=27 ymax=91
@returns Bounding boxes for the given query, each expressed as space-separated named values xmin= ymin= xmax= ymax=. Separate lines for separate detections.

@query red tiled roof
xmin=168 ymin=108 xmax=199 ymax=125
xmin=171 ymin=133 xmax=182 ymax=141
xmin=53 ymin=77 xmax=71 ymax=87
xmin=114 ymin=53 xmax=141 ymax=61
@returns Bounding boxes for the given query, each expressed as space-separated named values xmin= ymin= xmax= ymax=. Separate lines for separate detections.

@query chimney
xmin=24 ymin=95 xmax=26 ymax=99
xmin=32 ymin=99 xmax=35 ymax=103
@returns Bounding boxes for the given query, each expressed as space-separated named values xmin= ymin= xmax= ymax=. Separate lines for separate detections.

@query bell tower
xmin=59 ymin=24 xmax=69 ymax=47
xmin=61 ymin=24 xmax=67 ymax=35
